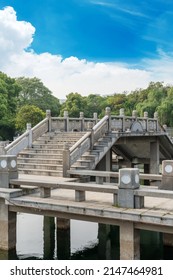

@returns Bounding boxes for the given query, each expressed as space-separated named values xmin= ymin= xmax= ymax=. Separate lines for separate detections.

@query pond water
xmin=0 ymin=213 xmax=173 ymax=260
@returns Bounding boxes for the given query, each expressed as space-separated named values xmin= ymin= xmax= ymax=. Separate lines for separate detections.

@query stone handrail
xmin=4 ymin=117 xmax=49 ymax=155
xmin=68 ymin=115 xmax=109 ymax=166
xmin=69 ymin=132 xmax=91 ymax=165
xmin=32 ymin=117 xmax=49 ymax=142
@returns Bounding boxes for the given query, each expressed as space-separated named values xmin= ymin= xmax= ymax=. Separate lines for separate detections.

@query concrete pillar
xmin=98 ymin=224 xmax=111 ymax=259
xmin=46 ymin=109 xmax=52 ymax=132
xmin=43 ymin=216 xmax=55 ymax=259
xmin=119 ymin=221 xmax=140 ymax=260
xmin=144 ymin=164 xmax=150 ymax=185
xmin=62 ymin=143 xmax=70 ymax=177
xmin=96 ymin=150 xmax=112 ymax=182
xmin=150 ymin=140 xmax=160 ymax=174
xmin=64 ymin=111 xmax=69 ymax=132
xmin=118 ymin=168 xmax=143 ymax=208
xmin=56 ymin=218 xmax=70 ymax=259
xmin=0 ymin=155 xmax=18 ymax=251
xmin=0 ymin=199 xmax=17 ymax=250
xmin=160 ymin=160 xmax=173 ymax=190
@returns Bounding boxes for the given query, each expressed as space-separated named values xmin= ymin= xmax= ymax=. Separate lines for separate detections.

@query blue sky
xmin=0 ymin=0 xmax=173 ymax=98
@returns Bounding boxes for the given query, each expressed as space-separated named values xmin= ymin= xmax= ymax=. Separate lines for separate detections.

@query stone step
xmin=21 ymin=148 xmax=63 ymax=154
xmin=18 ymin=168 xmax=63 ymax=177
xmin=18 ymin=152 xmax=62 ymax=159
xmin=93 ymin=145 xmax=106 ymax=150
xmin=73 ymin=160 xmax=92 ymax=168
xmin=32 ymin=144 xmax=66 ymax=149
xmin=17 ymin=157 xmax=63 ymax=165
xmin=17 ymin=162 xmax=63 ymax=171
xmin=70 ymin=165 xmax=88 ymax=170
xmin=34 ymin=140 xmax=77 ymax=145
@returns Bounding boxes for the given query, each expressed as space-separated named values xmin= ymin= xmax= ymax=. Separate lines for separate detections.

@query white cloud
xmin=0 ymin=6 xmax=172 ymax=100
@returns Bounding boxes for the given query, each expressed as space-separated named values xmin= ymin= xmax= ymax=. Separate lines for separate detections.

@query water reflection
xmin=0 ymin=213 xmax=173 ymax=260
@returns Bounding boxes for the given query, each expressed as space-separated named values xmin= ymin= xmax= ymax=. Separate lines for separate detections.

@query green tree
xmin=15 ymin=105 xmax=45 ymax=132
xmin=85 ymin=94 xmax=107 ymax=117
xmin=0 ymin=71 xmax=21 ymax=140
xmin=16 ymin=77 xmax=61 ymax=116
xmin=60 ymin=92 xmax=87 ymax=117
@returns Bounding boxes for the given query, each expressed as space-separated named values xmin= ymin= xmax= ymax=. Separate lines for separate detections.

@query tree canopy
xmin=16 ymin=77 xmax=61 ymax=116
xmin=1 ymin=70 xmax=173 ymax=141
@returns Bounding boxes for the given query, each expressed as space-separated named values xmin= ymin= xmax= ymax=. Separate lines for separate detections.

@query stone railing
xmin=63 ymin=108 xmax=111 ymax=176
xmin=3 ymin=114 xmax=49 ymax=155
xmin=111 ymin=109 xmax=162 ymax=133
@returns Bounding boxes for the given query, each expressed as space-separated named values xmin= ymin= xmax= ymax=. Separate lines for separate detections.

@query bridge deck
xmin=6 ymin=174 xmax=173 ymax=234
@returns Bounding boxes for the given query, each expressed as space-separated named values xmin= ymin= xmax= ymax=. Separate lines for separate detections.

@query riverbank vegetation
xmin=0 ymin=71 xmax=173 ymax=140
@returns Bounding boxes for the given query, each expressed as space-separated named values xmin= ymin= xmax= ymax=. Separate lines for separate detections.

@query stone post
xmin=0 ymin=155 xmax=18 ymax=250
xmin=144 ymin=111 xmax=148 ymax=131
xmin=26 ymin=123 xmax=32 ymax=148
xmin=154 ymin=112 xmax=158 ymax=131
xmin=80 ymin=112 xmax=84 ymax=131
xmin=160 ymin=160 xmax=173 ymax=190
xmin=119 ymin=108 xmax=125 ymax=132
xmin=93 ymin=112 xmax=98 ymax=124
xmin=118 ymin=168 xmax=143 ymax=208
xmin=0 ymin=155 xmax=18 ymax=188
xmin=160 ymin=161 xmax=173 ymax=247
xmin=63 ymin=143 xmax=70 ymax=177
xmin=64 ymin=111 xmax=69 ymax=132
xmin=46 ymin=109 xmax=52 ymax=132
xmin=105 ymin=107 xmax=111 ymax=132
xmin=132 ymin=110 xmax=138 ymax=118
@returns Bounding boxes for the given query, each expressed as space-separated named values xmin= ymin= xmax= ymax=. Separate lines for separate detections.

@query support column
xmin=150 ymin=140 xmax=160 ymax=174
xmin=56 ymin=218 xmax=70 ymax=260
xmin=98 ymin=224 xmax=111 ymax=259
xmin=0 ymin=199 xmax=17 ymax=250
xmin=96 ymin=150 xmax=112 ymax=182
xmin=43 ymin=216 xmax=55 ymax=259
xmin=119 ymin=221 xmax=140 ymax=260
xmin=144 ymin=164 xmax=150 ymax=185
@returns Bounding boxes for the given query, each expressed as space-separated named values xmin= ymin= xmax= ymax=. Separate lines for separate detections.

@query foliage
xmin=60 ymin=92 xmax=87 ymax=117
xmin=16 ymin=77 xmax=61 ymax=116
xmin=0 ymin=71 xmax=21 ymax=140
xmin=2 ymin=69 xmax=173 ymax=141
xmin=15 ymin=105 xmax=45 ymax=132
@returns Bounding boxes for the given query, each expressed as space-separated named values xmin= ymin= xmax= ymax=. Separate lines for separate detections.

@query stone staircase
xmin=17 ymin=131 xmax=86 ymax=176
xmin=17 ymin=129 xmax=118 ymax=177
xmin=70 ymin=132 xmax=118 ymax=171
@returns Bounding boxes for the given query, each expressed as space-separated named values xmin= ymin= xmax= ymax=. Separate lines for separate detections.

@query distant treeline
xmin=0 ymin=71 xmax=172 ymax=140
